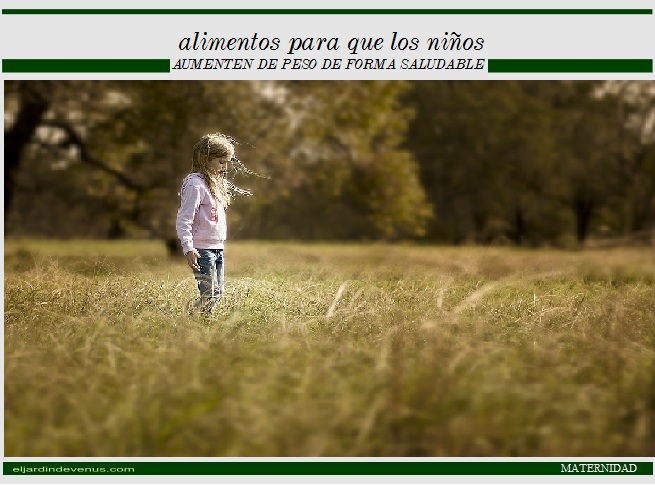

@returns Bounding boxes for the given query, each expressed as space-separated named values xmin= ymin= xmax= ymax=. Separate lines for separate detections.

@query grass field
xmin=4 ymin=240 xmax=655 ymax=456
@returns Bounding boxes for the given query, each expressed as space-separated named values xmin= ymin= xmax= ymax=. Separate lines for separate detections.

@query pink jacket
xmin=176 ymin=173 xmax=227 ymax=254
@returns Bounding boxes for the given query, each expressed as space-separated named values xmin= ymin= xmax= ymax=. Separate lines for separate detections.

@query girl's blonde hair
xmin=191 ymin=133 xmax=234 ymax=207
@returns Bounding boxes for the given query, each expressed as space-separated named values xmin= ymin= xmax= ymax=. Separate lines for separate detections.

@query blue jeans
xmin=193 ymin=248 xmax=225 ymax=311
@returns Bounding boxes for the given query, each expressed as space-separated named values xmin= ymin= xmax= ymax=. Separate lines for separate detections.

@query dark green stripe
xmin=488 ymin=59 xmax=653 ymax=73
xmin=2 ymin=8 xmax=652 ymax=15
xmin=2 ymin=461 xmax=653 ymax=475
xmin=2 ymin=59 xmax=170 ymax=73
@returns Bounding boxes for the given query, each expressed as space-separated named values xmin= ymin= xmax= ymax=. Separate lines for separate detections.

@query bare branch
xmin=41 ymin=119 xmax=144 ymax=192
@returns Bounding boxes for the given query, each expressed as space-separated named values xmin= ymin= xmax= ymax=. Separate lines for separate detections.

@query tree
xmin=403 ymin=81 xmax=652 ymax=245
xmin=600 ymin=81 xmax=655 ymax=234
xmin=5 ymin=81 xmax=266 ymax=240
xmin=235 ymin=81 xmax=431 ymax=240
xmin=5 ymin=80 xmax=432 ymax=242
xmin=405 ymin=81 xmax=563 ymax=244
xmin=5 ymin=81 xmax=53 ymax=218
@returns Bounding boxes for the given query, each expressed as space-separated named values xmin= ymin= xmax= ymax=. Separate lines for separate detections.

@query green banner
xmin=2 ymin=8 xmax=653 ymax=15
xmin=3 ymin=461 xmax=653 ymax=476
xmin=2 ymin=59 xmax=170 ymax=73
xmin=488 ymin=59 xmax=653 ymax=73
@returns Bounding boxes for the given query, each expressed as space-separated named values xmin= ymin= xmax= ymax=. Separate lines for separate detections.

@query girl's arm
xmin=176 ymin=182 xmax=202 ymax=255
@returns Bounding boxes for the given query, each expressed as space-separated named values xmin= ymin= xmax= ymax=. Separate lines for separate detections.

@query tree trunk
xmin=511 ymin=205 xmax=527 ymax=245
xmin=575 ymin=196 xmax=594 ymax=244
xmin=107 ymin=218 xmax=126 ymax=239
xmin=4 ymin=82 xmax=52 ymax=220
xmin=165 ymin=237 xmax=182 ymax=257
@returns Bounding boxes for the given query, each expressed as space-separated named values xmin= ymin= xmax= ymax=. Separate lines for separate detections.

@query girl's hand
xmin=185 ymin=249 xmax=201 ymax=272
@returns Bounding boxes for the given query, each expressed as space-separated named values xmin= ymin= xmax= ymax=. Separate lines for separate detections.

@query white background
xmin=0 ymin=0 xmax=654 ymax=80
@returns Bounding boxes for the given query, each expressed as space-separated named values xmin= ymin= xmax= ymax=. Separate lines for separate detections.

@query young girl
xmin=176 ymin=133 xmax=234 ymax=314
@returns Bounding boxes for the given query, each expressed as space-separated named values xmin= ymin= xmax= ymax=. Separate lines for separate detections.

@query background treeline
xmin=5 ymin=80 xmax=655 ymax=246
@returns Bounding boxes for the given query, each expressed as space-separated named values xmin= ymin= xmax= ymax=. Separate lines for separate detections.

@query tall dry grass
xmin=4 ymin=241 xmax=655 ymax=456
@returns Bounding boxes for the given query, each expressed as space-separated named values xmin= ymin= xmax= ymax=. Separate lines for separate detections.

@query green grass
xmin=4 ymin=240 xmax=655 ymax=456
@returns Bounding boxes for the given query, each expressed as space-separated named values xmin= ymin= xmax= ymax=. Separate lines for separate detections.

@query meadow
xmin=4 ymin=240 xmax=655 ymax=456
